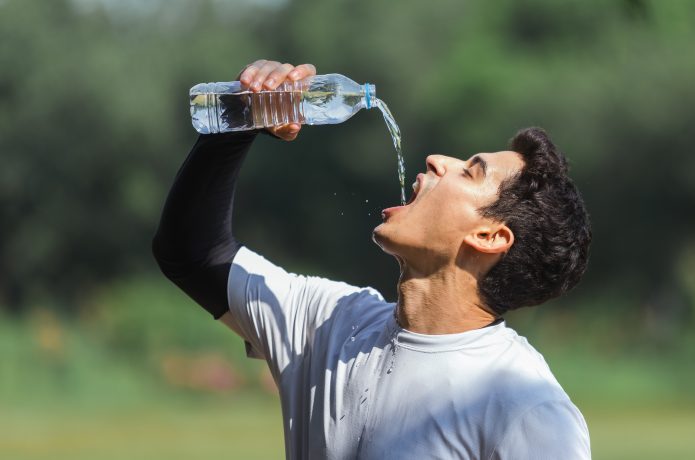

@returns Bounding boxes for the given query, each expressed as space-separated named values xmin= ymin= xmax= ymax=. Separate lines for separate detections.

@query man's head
xmin=373 ymin=127 xmax=591 ymax=315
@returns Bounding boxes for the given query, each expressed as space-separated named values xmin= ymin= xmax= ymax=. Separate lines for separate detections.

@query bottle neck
xmin=362 ymin=83 xmax=376 ymax=109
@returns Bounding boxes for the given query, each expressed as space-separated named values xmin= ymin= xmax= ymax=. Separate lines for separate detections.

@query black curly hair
xmin=478 ymin=127 xmax=591 ymax=316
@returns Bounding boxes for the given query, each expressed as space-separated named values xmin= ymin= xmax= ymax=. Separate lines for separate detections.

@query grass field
xmin=3 ymin=396 xmax=694 ymax=459
xmin=1 ymin=394 xmax=285 ymax=460
xmin=586 ymin=406 xmax=695 ymax=460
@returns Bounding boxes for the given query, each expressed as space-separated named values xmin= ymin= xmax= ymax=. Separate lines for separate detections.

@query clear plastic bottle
xmin=190 ymin=74 xmax=376 ymax=134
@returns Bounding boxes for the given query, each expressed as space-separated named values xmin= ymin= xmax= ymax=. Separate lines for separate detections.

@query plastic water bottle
xmin=190 ymin=74 xmax=376 ymax=134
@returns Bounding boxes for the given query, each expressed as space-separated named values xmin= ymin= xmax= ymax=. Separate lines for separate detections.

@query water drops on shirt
xmin=386 ymin=321 xmax=399 ymax=375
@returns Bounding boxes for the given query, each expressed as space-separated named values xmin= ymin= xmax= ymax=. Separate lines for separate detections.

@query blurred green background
xmin=1 ymin=0 xmax=694 ymax=458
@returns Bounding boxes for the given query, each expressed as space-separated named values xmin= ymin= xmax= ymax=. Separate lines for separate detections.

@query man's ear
xmin=463 ymin=224 xmax=514 ymax=254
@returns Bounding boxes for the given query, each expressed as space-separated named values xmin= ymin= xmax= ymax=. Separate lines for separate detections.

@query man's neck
xmin=396 ymin=265 xmax=497 ymax=335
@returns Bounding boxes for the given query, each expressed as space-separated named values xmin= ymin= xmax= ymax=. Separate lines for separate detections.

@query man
xmin=153 ymin=60 xmax=592 ymax=459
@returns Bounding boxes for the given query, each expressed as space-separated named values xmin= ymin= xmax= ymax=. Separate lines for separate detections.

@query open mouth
xmin=406 ymin=175 xmax=422 ymax=205
xmin=381 ymin=174 xmax=423 ymax=220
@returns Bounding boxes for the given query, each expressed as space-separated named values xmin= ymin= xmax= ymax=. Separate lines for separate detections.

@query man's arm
xmin=151 ymin=131 xmax=257 ymax=319
xmin=151 ymin=60 xmax=315 ymax=319
xmin=153 ymin=60 xmax=389 ymax=377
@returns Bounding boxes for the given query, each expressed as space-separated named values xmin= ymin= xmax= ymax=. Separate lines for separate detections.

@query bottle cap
xmin=364 ymin=83 xmax=376 ymax=109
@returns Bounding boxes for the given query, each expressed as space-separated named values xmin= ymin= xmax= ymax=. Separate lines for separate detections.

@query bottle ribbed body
xmin=190 ymin=74 xmax=375 ymax=134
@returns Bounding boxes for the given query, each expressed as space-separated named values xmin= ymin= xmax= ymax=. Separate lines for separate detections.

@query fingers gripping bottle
xmin=190 ymin=74 xmax=376 ymax=134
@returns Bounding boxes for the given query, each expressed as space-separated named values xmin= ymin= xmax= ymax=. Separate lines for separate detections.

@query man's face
xmin=373 ymin=151 xmax=525 ymax=268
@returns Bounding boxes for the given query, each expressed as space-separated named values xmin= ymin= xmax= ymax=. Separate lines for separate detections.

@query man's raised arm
xmin=151 ymin=130 xmax=257 ymax=319
xmin=151 ymin=60 xmax=316 ymax=320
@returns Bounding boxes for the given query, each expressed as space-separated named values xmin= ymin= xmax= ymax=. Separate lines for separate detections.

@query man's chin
xmin=372 ymin=223 xmax=399 ymax=256
xmin=371 ymin=224 xmax=386 ymax=250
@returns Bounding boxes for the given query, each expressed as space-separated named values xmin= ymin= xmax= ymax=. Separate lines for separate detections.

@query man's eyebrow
xmin=470 ymin=155 xmax=487 ymax=177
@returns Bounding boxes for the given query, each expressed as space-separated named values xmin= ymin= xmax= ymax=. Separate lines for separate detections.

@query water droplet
xmin=365 ymin=199 xmax=369 ymax=203
xmin=350 ymin=336 xmax=355 ymax=342
xmin=387 ymin=367 xmax=392 ymax=374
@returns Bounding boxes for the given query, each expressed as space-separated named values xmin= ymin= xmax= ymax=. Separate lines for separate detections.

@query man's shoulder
xmin=482 ymin=324 xmax=572 ymax=409
xmin=319 ymin=283 xmax=394 ymax=336
xmin=496 ymin=324 xmax=558 ymax=377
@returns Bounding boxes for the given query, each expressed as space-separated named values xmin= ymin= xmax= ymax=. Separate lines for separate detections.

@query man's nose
xmin=426 ymin=154 xmax=449 ymax=177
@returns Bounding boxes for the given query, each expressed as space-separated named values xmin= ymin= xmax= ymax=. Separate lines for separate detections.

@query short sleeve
xmin=225 ymin=247 xmax=384 ymax=376
xmin=491 ymin=400 xmax=591 ymax=460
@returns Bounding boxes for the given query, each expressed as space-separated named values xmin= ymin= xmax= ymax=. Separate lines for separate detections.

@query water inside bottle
xmin=374 ymin=99 xmax=406 ymax=206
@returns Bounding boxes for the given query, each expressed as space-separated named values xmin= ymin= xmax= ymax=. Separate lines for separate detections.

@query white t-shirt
xmin=225 ymin=247 xmax=591 ymax=460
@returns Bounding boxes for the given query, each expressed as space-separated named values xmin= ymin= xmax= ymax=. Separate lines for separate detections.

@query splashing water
xmin=374 ymin=99 xmax=406 ymax=206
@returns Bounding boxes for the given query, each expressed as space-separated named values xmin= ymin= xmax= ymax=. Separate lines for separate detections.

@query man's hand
xmin=237 ymin=59 xmax=317 ymax=142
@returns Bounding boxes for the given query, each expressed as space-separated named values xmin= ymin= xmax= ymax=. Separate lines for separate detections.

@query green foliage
xmin=0 ymin=0 xmax=693 ymax=341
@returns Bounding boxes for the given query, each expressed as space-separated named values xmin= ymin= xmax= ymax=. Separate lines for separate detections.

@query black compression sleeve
xmin=152 ymin=131 xmax=258 ymax=319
